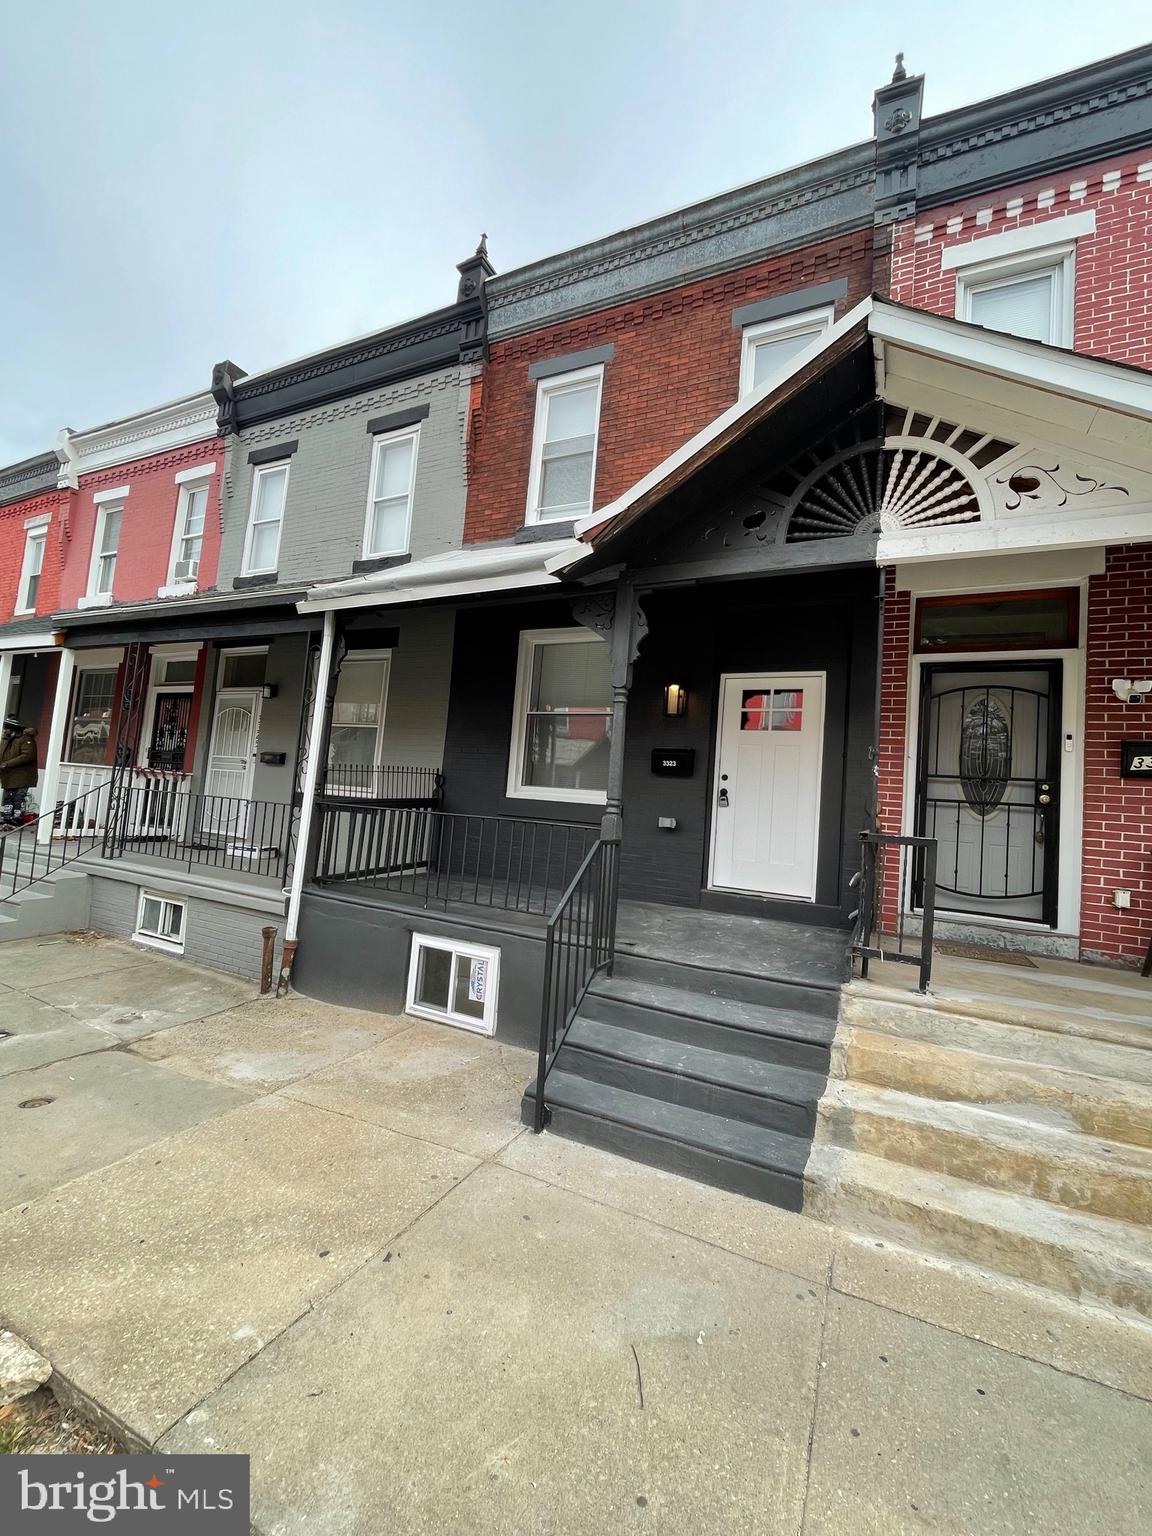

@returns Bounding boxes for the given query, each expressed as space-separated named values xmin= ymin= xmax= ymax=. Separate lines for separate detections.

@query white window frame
xmin=955 ymin=246 xmax=1076 ymax=348
xmin=16 ymin=517 xmax=49 ymax=615
xmin=524 ymin=365 xmax=604 ymax=526
xmin=362 ymin=427 xmax=419 ymax=559
xmin=80 ymin=489 xmax=128 ymax=608
xmin=162 ymin=466 xmax=214 ymax=596
xmin=405 ymin=932 xmax=500 ymax=1036
xmin=133 ymin=890 xmax=187 ymax=955
xmin=326 ymin=649 xmax=392 ymax=791
xmin=506 ymin=626 xmax=610 ymax=806
xmin=241 ymin=461 xmax=290 ymax=576
xmin=739 ymin=306 xmax=834 ymax=396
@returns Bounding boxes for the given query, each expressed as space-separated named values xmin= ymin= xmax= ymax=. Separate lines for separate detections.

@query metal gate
xmin=915 ymin=662 xmax=1061 ymax=926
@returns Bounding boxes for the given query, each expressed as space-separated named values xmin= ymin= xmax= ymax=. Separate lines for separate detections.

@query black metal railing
xmin=320 ymin=764 xmax=445 ymax=802
xmin=0 ymin=785 xmax=105 ymax=903
xmin=314 ymin=802 xmax=598 ymax=916
xmin=533 ymin=839 xmax=619 ymax=1132
xmin=851 ymin=831 xmax=938 ymax=994
xmin=107 ymin=787 xmax=296 ymax=881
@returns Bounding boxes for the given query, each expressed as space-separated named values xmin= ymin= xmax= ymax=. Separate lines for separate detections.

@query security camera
xmin=1111 ymin=678 xmax=1152 ymax=704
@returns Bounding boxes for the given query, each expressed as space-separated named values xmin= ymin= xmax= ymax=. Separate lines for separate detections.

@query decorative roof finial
xmin=892 ymin=52 xmax=906 ymax=82
xmin=476 ymin=232 xmax=489 ymax=259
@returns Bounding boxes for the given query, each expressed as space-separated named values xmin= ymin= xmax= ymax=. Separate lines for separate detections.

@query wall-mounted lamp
xmin=663 ymin=683 xmax=688 ymax=719
xmin=1111 ymin=678 xmax=1152 ymax=704
xmin=262 ymin=683 xmax=279 ymax=701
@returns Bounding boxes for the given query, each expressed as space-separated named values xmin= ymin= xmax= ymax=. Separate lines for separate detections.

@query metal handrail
xmin=107 ymin=786 xmax=296 ymax=881
xmin=851 ymin=830 xmax=938 ymax=993
xmin=320 ymin=764 xmax=445 ymax=802
xmin=533 ymin=838 xmax=620 ymax=1133
xmin=0 ymin=785 xmax=106 ymax=903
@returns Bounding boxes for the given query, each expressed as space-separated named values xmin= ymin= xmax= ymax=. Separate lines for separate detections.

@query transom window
xmin=508 ymin=628 xmax=611 ymax=803
xmin=740 ymin=308 xmax=833 ymax=396
xmin=17 ymin=525 xmax=47 ymax=613
xmin=525 ymin=367 xmax=603 ymax=524
xmin=134 ymin=891 xmax=186 ymax=954
xmin=327 ymin=654 xmax=391 ymax=791
xmin=91 ymin=504 xmax=122 ymax=597
xmin=957 ymin=250 xmax=1074 ymax=347
xmin=915 ymin=589 xmax=1080 ymax=653
xmin=364 ymin=430 xmax=418 ymax=557
xmin=243 ymin=463 xmax=289 ymax=575
xmin=220 ymin=649 xmax=268 ymax=688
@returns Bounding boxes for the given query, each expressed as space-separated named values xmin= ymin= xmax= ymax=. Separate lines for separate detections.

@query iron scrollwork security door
xmin=915 ymin=663 xmax=1062 ymax=926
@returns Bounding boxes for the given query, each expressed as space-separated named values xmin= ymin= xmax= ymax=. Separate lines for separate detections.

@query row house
xmin=2 ymin=46 xmax=1150 ymax=1224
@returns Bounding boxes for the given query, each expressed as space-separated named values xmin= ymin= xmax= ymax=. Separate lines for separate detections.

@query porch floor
xmin=79 ymin=848 xmax=287 ymax=897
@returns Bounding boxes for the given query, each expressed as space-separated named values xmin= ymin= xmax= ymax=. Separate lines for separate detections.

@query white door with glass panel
xmin=203 ymin=690 xmax=261 ymax=835
xmin=710 ymin=673 xmax=825 ymax=900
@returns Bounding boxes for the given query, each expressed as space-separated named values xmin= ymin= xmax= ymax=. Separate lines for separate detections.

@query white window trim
xmin=405 ymin=932 xmax=500 ymax=1036
xmin=327 ymin=650 xmax=392 ymax=785
xmin=162 ymin=476 xmax=211 ymax=595
xmin=93 ymin=485 xmax=129 ymax=505
xmin=739 ymin=306 xmax=834 ymax=396
xmin=133 ymin=890 xmax=187 ymax=955
xmin=940 ymin=211 xmax=1096 ymax=271
xmin=524 ymin=364 xmax=604 ymax=526
xmin=362 ymin=427 xmax=419 ymax=559
xmin=174 ymin=461 xmax=216 ymax=484
xmin=15 ymin=523 xmax=48 ymax=615
xmin=506 ymin=626 xmax=609 ymax=806
xmin=241 ymin=461 xmax=290 ymax=576
xmin=83 ymin=499 xmax=124 ymax=605
xmin=955 ymin=244 xmax=1075 ymax=348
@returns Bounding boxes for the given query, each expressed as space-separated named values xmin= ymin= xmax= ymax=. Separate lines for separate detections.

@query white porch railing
xmin=51 ymin=765 xmax=192 ymax=840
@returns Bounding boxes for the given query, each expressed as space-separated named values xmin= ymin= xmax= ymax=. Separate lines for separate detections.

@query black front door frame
xmin=914 ymin=657 xmax=1063 ymax=928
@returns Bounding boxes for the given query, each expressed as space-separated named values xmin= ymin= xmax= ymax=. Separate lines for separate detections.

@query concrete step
xmin=842 ymin=988 xmax=1152 ymax=1088
xmin=839 ymin=1026 xmax=1152 ymax=1150
xmin=529 ymin=1069 xmax=810 ymax=1209
xmin=609 ymin=951 xmax=840 ymax=1018
xmin=585 ymin=977 xmax=835 ymax=1072
xmin=561 ymin=1015 xmax=824 ymax=1137
xmin=819 ymin=1081 xmax=1152 ymax=1227
xmin=0 ymin=869 xmax=91 ymax=940
xmin=808 ymin=1145 xmax=1152 ymax=1322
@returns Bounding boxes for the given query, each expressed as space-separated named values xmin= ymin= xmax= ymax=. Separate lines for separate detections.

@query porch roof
xmin=550 ymin=296 xmax=1152 ymax=574
xmin=297 ymin=538 xmax=585 ymax=615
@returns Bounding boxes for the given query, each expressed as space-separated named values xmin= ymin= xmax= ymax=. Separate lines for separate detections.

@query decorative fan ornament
xmin=785 ymin=446 xmax=981 ymax=542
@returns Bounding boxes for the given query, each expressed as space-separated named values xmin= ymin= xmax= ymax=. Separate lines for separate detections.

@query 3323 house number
xmin=1120 ymin=741 xmax=1152 ymax=777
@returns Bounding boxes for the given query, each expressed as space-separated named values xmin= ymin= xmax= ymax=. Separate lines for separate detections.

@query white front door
xmin=203 ymin=689 xmax=262 ymax=834
xmin=709 ymin=672 xmax=825 ymax=900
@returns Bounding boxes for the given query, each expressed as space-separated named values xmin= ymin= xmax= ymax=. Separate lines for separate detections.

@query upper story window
xmin=242 ymin=463 xmax=289 ymax=576
xmin=944 ymin=213 xmax=1093 ymax=350
xmin=16 ymin=521 xmax=48 ymax=614
xmin=364 ymin=429 xmax=418 ymax=558
xmin=740 ymin=308 xmax=833 ymax=395
xmin=525 ymin=366 xmax=603 ymax=525
xmin=84 ymin=494 xmax=125 ymax=604
xmin=165 ymin=465 xmax=214 ymax=591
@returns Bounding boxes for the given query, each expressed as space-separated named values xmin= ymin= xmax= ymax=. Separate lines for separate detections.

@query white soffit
xmin=894 ymin=548 xmax=1105 ymax=593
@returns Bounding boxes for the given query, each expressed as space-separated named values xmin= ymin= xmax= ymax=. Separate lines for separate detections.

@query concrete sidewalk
xmin=1 ymin=933 xmax=1151 ymax=1534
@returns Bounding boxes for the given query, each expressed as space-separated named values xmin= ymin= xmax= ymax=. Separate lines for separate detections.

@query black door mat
xmin=935 ymin=941 xmax=1038 ymax=967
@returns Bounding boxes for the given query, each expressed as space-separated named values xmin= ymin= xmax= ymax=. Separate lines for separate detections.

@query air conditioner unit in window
xmin=173 ymin=558 xmax=199 ymax=582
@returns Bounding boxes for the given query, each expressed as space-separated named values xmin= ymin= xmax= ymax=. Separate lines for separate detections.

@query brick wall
xmin=1081 ymin=545 xmax=1152 ymax=965
xmin=891 ymin=150 xmax=1152 ymax=367
xmin=465 ymin=230 xmax=874 ymax=543
xmin=0 ymin=489 xmax=66 ymax=623
xmin=58 ymin=439 xmax=224 ymax=610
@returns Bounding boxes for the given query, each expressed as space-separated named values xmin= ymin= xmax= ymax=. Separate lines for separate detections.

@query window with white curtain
xmin=243 ymin=463 xmax=289 ymax=574
xmin=364 ymin=429 xmax=418 ymax=557
xmin=957 ymin=249 xmax=1074 ymax=347
xmin=740 ymin=307 xmax=833 ymax=395
xmin=525 ymin=367 xmax=603 ymax=523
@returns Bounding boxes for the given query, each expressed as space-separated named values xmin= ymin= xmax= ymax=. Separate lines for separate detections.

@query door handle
xmin=718 ymin=788 xmax=730 ymax=808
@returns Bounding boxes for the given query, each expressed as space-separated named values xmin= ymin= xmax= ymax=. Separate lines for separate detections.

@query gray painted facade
xmin=218 ymin=364 xmax=478 ymax=592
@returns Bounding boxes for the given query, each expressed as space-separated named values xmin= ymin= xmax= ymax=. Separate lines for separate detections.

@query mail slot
xmin=651 ymin=747 xmax=695 ymax=778
xmin=259 ymin=751 xmax=287 ymax=766
xmin=1120 ymin=741 xmax=1152 ymax=778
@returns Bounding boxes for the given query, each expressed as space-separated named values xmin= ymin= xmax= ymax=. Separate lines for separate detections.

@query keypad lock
xmin=718 ymin=788 xmax=730 ymax=808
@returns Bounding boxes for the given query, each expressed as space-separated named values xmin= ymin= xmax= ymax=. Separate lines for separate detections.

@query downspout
xmin=279 ymin=608 xmax=335 ymax=992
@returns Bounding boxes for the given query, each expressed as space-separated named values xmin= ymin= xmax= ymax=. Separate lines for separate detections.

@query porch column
xmin=599 ymin=578 xmax=648 ymax=845
xmin=0 ymin=651 xmax=12 ymax=723
xmin=281 ymin=609 xmax=338 ymax=990
xmin=37 ymin=647 xmax=76 ymax=844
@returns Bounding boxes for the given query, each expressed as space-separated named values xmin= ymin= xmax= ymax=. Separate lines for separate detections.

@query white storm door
xmin=203 ymin=689 xmax=261 ymax=833
xmin=709 ymin=673 xmax=825 ymax=900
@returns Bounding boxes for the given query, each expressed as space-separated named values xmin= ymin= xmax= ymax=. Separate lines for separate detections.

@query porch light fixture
xmin=261 ymin=683 xmax=279 ymax=701
xmin=663 ymin=683 xmax=688 ymax=719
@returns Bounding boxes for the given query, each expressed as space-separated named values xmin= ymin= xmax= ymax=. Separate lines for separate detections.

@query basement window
xmin=406 ymin=933 xmax=499 ymax=1036
xmin=134 ymin=891 xmax=186 ymax=954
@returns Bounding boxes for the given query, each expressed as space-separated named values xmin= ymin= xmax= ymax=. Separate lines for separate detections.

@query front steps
xmin=0 ymin=840 xmax=92 ymax=941
xmin=812 ymin=976 xmax=1152 ymax=1321
xmin=523 ymin=950 xmax=839 ymax=1210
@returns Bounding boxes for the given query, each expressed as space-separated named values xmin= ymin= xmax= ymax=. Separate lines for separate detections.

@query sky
xmin=1 ymin=1 xmax=1149 ymax=464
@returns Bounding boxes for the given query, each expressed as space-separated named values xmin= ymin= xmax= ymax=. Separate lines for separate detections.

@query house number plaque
xmin=1120 ymin=741 xmax=1152 ymax=778
xmin=651 ymin=748 xmax=695 ymax=778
